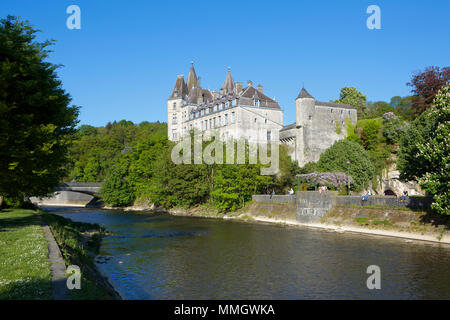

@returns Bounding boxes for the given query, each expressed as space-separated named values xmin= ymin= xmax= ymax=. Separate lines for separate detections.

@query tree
xmin=101 ymin=164 xmax=135 ymax=207
xmin=397 ymin=107 xmax=438 ymax=181
xmin=335 ymin=87 xmax=367 ymax=117
xmin=414 ymin=85 xmax=449 ymax=215
xmin=382 ymin=113 xmax=408 ymax=144
xmin=364 ymin=101 xmax=395 ymax=119
xmin=390 ymin=96 xmax=415 ymax=121
xmin=407 ymin=66 xmax=450 ymax=116
xmin=316 ymin=140 xmax=375 ymax=190
xmin=359 ymin=119 xmax=381 ymax=151
xmin=0 ymin=16 xmax=79 ymax=201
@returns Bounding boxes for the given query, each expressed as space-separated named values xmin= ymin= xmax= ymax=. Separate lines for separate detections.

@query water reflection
xmin=44 ymin=207 xmax=450 ymax=300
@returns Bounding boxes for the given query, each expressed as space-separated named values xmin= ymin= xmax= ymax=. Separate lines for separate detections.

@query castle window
xmin=219 ymin=116 xmax=222 ymax=126
xmin=254 ymin=118 xmax=257 ymax=123
xmin=213 ymin=117 xmax=216 ymax=128
xmin=330 ymin=109 xmax=333 ymax=113
xmin=209 ymin=118 xmax=212 ymax=128
xmin=340 ymin=110 xmax=343 ymax=114
xmin=348 ymin=110 xmax=351 ymax=115
xmin=308 ymin=115 xmax=312 ymax=120
xmin=173 ymin=102 xmax=176 ymax=111
xmin=265 ymin=119 xmax=267 ymax=124
xmin=205 ymin=120 xmax=208 ymax=130
xmin=225 ymin=114 xmax=228 ymax=125
xmin=267 ymin=130 xmax=271 ymax=141
xmin=231 ymin=111 xmax=235 ymax=123
xmin=205 ymin=108 xmax=209 ymax=115
xmin=331 ymin=120 xmax=334 ymax=124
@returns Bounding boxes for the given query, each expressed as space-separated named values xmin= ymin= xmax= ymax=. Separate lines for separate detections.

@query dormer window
xmin=254 ymin=99 xmax=260 ymax=107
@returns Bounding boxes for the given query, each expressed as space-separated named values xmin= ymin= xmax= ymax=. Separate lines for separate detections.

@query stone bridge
xmin=55 ymin=182 xmax=102 ymax=195
xmin=31 ymin=182 xmax=103 ymax=207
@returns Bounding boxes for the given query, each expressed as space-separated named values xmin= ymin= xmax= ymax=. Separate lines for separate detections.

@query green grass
xmin=355 ymin=217 xmax=369 ymax=225
xmin=373 ymin=219 xmax=392 ymax=226
xmin=39 ymin=210 xmax=114 ymax=300
xmin=0 ymin=209 xmax=52 ymax=300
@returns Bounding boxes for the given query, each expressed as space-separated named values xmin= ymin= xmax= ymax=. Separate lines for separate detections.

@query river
xmin=44 ymin=207 xmax=450 ymax=299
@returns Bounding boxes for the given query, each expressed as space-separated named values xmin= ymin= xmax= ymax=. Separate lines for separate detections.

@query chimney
xmin=247 ymin=80 xmax=253 ymax=87
xmin=235 ymin=82 xmax=243 ymax=94
xmin=257 ymin=85 xmax=263 ymax=93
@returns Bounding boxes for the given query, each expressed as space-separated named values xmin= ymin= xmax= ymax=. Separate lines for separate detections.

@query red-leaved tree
xmin=407 ymin=66 xmax=450 ymax=115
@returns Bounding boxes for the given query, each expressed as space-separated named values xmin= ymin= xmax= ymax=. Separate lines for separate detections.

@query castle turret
xmin=221 ymin=67 xmax=235 ymax=95
xmin=187 ymin=62 xmax=199 ymax=93
xmin=168 ymin=74 xmax=188 ymax=141
xmin=295 ymin=87 xmax=315 ymax=127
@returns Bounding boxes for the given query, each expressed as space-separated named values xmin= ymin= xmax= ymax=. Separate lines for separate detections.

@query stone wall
xmin=251 ymin=195 xmax=296 ymax=204
xmin=296 ymin=191 xmax=338 ymax=223
xmin=251 ymin=192 xmax=432 ymax=223
xmin=335 ymin=195 xmax=432 ymax=210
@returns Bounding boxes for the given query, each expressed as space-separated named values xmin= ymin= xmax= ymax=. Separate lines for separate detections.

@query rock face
xmin=372 ymin=159 xmax=424 ymax=196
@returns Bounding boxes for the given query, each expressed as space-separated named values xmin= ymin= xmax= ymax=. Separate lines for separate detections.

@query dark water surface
xmin=44 ymin=207 xmax=450 ymax=299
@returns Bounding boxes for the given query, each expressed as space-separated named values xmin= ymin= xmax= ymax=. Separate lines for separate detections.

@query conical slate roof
xmin=187 ymin=62 xmax=198 ymax=93
xmin=169 ymin=75 xmax=188 ymax=99
xmin=221 ymin=68 xmax=235 ymax=94
xmin=296 ymin=87 xmax=314 ymax=99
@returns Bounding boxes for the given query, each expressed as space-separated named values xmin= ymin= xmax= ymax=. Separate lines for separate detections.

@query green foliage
xmin=345 ymin=118 xmax=359 ymax=143
xmin=382 ymin=115 xmax=409 ymax=144
xmin=358 ymin=119 xmax=382 ymax=150
xmin=101 ymin=163 xmax=135 ymax=207
xmin=335 ymin=87 xmax=367 ymax=117
xmin=415 ymin=85 xmax=449 ymax=215
xmin=390 ymin=96 xmax=415 ymax=121
xmin=66 ymin=121 xmax=167 ymax=182
xmin=398 ymin=107 xmax=438 ymax=181
xmin=0 ymin=16 xmax=79 ymax=200
xmin=316 ymin=140 xmax=376 ymax=190
xmin=364 ymin=101 xmax=395 ymax=119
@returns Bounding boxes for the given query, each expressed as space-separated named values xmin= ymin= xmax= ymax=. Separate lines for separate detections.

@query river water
xmin=44 ymin=207 xmax=450 ymax=299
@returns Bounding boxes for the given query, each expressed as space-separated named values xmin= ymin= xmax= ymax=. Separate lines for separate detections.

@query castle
xmin=167 ymin=63 xmax=357 ymax=166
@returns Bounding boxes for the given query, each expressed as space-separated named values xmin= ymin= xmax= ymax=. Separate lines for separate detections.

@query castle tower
xmin=168 ymin=74 xmax=187 ymax=141
xmin=294 ymin=87 xmax=315 ymax=166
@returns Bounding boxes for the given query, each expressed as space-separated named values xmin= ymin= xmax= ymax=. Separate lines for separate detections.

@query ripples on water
xmin=44 ymin=207 xmax=450 ymax=300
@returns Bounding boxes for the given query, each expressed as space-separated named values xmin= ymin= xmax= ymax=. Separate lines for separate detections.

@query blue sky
xmin=1 ymin=0 xmax=449 ymax=126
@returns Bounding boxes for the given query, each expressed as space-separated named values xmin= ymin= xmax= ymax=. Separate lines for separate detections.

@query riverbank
xmin=38 ymin=209 xmax=120 ymax=299
xmin=0 ymin=207 xmax=121 ymax=299
xmin=100 ymin=200 xmax=450 ymax=245
xmin=123 ymin=203 xmax=450 ymax=245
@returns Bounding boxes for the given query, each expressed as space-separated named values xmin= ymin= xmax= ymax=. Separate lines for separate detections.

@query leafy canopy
xmin=0 ymin=16 xmax=79 ymax=200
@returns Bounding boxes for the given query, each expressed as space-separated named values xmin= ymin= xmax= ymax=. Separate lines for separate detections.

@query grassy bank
xmin=38 ymin=210 xmax=118 ymax=299
xmin=0 ymin=209 xmax=52 ymax=299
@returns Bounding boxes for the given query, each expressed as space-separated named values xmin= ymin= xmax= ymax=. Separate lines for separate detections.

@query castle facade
xmin=168 ymin=63 xmax=357 ymax=166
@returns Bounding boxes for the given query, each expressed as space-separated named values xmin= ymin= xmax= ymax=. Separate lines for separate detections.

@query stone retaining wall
xmin=252 ymin=192 xmax=432 ymax=223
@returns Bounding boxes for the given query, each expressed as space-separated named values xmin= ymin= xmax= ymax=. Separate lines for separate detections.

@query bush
xmin=317 ymin=140 xmax=376 ymax=190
